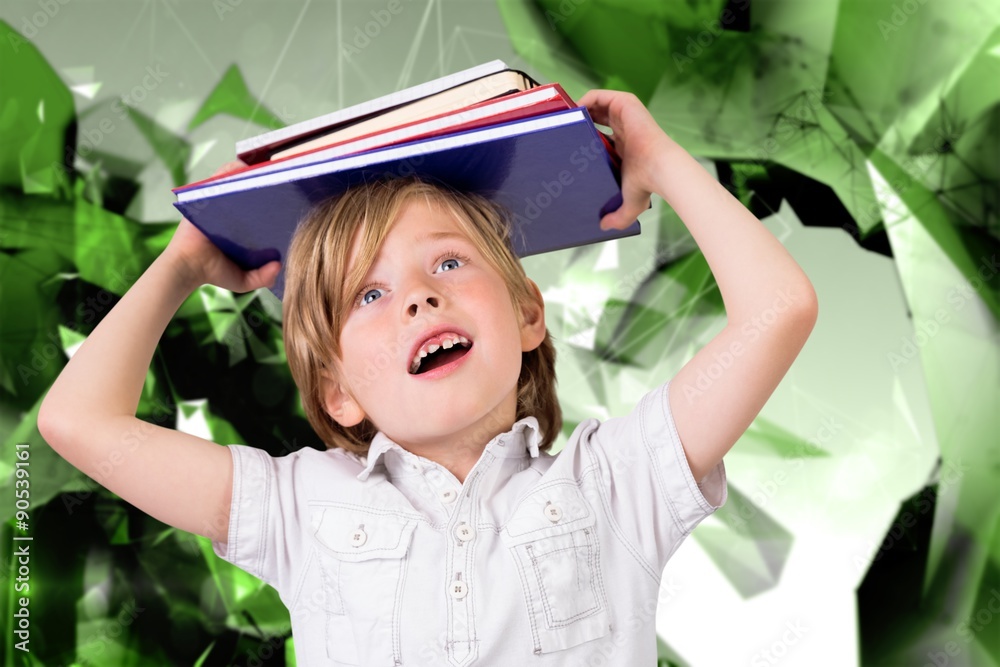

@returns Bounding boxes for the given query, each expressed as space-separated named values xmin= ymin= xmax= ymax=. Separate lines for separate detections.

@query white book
xmin=271 ymin=70 xmax=534 ymax=160
xmin=236 ymin=59 xmax=509 ymax=162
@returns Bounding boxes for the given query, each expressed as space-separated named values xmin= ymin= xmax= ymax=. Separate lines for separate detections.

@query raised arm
xmin=578 ymin=90 xmax=819 ymax=483
xmin=37 ymin=160 xmax=282 ymax=543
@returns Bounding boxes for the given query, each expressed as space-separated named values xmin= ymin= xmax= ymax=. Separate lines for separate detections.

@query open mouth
xmin=410 ymin=340 xmax=473 ymax=375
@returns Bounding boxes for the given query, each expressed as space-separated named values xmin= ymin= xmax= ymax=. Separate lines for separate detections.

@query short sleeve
xmin=211 ymin=444 xmax=301 ymax=593
xmin=581 ymin=379 xmax=727 ymax=574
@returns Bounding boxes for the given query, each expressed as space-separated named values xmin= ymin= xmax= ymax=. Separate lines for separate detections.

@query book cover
xmin=173 ymin=107 xmax=640 ymax=301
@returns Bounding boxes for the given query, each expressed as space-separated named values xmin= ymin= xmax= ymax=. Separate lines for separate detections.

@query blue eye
xmin=360 ymin=287 xmax=383 ymax=306
xmin=436 ymin=249 xmax=470 ymax=272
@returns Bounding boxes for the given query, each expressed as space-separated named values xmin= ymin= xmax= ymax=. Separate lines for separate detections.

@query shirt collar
xmin=357 ymin=416 xmax=542 ymax=482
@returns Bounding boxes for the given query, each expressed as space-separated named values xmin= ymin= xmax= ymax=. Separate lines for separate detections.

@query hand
xmin=165 ymin=159 xmax=282 ymax=293
xmin=577 ymin=89 xmax=677 ymax=231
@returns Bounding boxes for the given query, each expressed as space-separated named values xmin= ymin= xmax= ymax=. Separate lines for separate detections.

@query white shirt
xmin=212 ymin=379 xmax=727 ymax=666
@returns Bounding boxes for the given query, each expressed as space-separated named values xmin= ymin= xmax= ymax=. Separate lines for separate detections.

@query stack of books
xmin=171 ymin=60 xmax=640 ymax=300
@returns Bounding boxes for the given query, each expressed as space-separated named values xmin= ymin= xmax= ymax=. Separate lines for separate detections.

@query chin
xmin=419 ymin=399 xmax=494 ymax=436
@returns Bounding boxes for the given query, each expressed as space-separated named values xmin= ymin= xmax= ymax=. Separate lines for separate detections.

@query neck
xmin=397 ymin=385 xmax=518 ymax=484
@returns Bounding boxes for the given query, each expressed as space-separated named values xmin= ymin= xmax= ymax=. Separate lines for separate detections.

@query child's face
xmin=322 ymin=196 xmax=546 ymax=454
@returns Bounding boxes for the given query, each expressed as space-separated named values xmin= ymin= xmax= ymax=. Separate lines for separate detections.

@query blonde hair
xmin=282 ymin=174 xmax=561 ymax=455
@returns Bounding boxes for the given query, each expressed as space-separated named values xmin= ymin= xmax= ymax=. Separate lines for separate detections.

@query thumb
xmin=244 ymin=260 xmax=282 ymax=291
xmin=599 ymin=210 xmax=623 ymax=231
xmin=601 ymin=202 xmax=646 ymax=231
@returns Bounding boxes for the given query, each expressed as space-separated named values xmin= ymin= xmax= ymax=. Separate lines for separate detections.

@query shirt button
xmin=544 ymin=504 xmax=562 ymax=523
xmin=350 ymin=527 xmax=368 ymax=547
xmin=454 ymin=522 xmax=475 ymax=542
xmin=449 ymin=580 xmax=468 ymax=599
xmin=440 ymin=489 xmax=457 ymax=504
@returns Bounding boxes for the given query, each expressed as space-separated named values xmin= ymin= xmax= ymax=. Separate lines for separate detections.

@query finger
xmin=598 ymin=206 xmax=625 ymax=231
xmin=577 ymin=88 xmax=618 ymax=109
xmin=577 ymin=89 xmax=600 ymax=109
xmin=576 ymin=89 xmax=620 ymax=128
xmin=261 ymin=260 xmax=282 ymax=287
xmin=600 ymin=197 xmax=647 ymax=231
xmin=243 ymin=260 xmax=282 ymax=291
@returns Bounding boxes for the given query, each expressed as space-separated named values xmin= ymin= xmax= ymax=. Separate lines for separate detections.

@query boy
xmin=39 ymin=89 xmax=818 ymax=665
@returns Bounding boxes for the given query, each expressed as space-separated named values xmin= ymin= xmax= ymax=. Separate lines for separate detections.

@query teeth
xmin=409 ymin=334 xmax=470 ymax=374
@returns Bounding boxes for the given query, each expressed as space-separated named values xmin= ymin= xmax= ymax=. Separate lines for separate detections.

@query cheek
xmin=489 ymin=304 xmax=525 ymax=359
xmin=342 ymin=323 xmax=405 ymax=387
xmin=337 ymin=327 xmax=372 ymax=378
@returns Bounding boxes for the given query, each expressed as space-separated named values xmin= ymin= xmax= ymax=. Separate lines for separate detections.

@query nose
xmin=407 ymin=295 xmax=439 ymax=317
xmin=405 ymin=281 xmax=442 ymax=318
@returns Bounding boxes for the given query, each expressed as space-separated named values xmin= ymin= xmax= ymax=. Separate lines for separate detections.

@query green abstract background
xmin=1 ymin=0 xmax=998 ymax=665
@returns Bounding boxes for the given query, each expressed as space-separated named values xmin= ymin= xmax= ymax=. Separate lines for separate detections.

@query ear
xmin=519 ymin=278 xmax=547 ymax=353
xmin=320 ymin=368 xmax=366 ymax=427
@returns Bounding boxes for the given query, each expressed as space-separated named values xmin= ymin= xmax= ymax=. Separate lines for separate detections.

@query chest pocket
xmin=500 ymin=482 xmax=611 ymax=654
xmin=308 ymin=502 xmax=418 ymax=666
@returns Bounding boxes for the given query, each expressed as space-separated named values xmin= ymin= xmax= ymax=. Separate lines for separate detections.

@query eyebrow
xmin=414 ymin=230 xmax=469 ymax=244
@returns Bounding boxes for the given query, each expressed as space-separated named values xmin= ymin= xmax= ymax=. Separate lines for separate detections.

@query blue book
xmin=172 ymin=106 xmax=641 ymax=300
